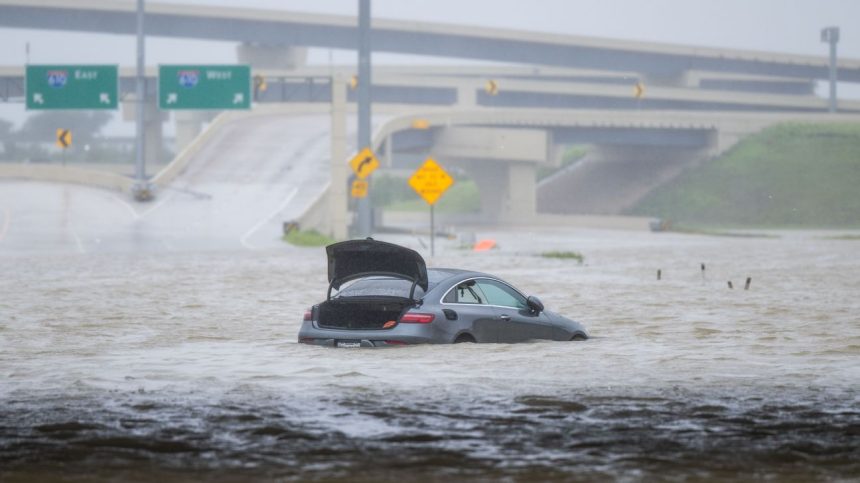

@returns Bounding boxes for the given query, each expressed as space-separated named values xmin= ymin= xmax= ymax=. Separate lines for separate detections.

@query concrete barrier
xmin=0 ymin=163 xmax=134 ymax=193
xmin=295 ymin=184 xmax=333 ymax=234
xmin=150 ymin=110 xmax=232 ymax=189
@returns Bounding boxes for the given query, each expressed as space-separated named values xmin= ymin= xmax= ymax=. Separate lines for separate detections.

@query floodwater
xmin=1 ymin=227 xmax=859 ymax=481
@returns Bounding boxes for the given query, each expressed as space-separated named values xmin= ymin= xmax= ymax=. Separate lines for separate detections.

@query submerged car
xmin=298 ymin=239 xmax=588 ymax=347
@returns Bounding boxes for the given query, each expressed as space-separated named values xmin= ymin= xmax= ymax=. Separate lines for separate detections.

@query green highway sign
xmin=26 ymin=65 xmax=118 ymax=110
xmin=158 ymin=65 xmax=251 ymax=110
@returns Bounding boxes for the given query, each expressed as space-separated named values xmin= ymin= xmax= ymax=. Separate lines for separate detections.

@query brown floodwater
xmin=1 ymin=227 xmax=858 ymax=481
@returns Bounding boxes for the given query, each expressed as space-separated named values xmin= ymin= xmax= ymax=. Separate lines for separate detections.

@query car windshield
xmin=335 ymin=270 xmax=453 ymax=299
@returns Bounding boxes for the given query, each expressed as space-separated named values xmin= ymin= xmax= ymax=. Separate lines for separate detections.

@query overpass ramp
xmin=0 ymin=106 xmax=345 ymax=253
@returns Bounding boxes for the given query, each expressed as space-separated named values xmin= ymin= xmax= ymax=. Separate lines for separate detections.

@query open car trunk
xmin=317 ymin=297 xmax=413 ymax=330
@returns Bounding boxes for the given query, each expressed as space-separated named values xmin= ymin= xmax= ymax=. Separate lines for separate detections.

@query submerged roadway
xmin=0 ymin=110 xmax=350 ymax=254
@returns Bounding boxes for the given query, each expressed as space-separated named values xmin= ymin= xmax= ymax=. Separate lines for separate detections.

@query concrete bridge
xmin=333 ymin=109 xmax=860 ymax=228
xmin=2 ymin=0 xmax=860 ymax=86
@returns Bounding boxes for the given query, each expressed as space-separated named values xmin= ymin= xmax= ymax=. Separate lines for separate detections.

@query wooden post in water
xmin=744 ymin=277 xmax=751 ymax=290
xmin=727 ymin=281 xmax=733 ymax=289
xmin=657 ymin=269 xmax=662 ymax=281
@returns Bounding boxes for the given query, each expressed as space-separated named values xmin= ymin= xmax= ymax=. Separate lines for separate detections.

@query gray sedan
xmin=298 ymin=239 xmax=589 ymax=347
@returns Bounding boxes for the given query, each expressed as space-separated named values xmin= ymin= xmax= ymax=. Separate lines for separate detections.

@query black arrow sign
xmin=57 ymin=129 xmax=71 ymax=149
xmin=357 ymin=156 xmax=373 ymax=175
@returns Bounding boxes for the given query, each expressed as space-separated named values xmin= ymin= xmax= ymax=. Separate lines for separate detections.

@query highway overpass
xmin=4 ymin=1 xmax=860 ymax=235
xmin=4 ymin=66 xmax=857 ymax=113
xmin=1 ymin=0 xmax=859 ymax=87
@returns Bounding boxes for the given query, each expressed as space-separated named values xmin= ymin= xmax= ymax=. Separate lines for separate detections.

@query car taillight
xmin=303 ymin=309 xmax=313 ymax=321
xmin=400 ymin=312 xmax=435 ymax=324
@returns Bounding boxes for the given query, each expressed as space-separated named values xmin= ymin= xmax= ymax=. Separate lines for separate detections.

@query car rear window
xmin=335 ymin=270 xmax=452 ymax=299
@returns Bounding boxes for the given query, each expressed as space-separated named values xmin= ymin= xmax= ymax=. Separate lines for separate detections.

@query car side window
xmin=444 ymin=281 xmax=486 ymax=304
xmin=476 ymin=279 xmax=528 ymax=309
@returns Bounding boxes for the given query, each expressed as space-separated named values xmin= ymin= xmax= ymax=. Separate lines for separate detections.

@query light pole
xmin=356 ymin=0 xmax=372 ymax=237
xmin=821 ymin=26 xmax=839 ymax=113
xmin=133 ymin=0 xmax=151 ymax=200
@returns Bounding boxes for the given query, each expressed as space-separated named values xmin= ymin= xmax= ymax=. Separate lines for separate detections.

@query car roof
xmin=428 ymin=268 xmax=496 ymax=284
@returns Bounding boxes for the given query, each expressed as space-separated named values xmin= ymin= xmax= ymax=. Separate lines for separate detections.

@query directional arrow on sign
xmin=485 ymin=79 xmax=499 ymax=96
xmin=99 ymin=93 xmax=111 ymax=104
xmin=233 ymin=93 xmax=244 ymax=104
xmin=633 ymin=82 xmax=645 ymax=99
xmin=56 ymin=128 xmax=71 ymax=149
xmin=358 ymin=156 xmax=373 ymax=174
xmin=33 ymin=93 xmax=44 ymax=104
xmin=167 ymin=93 xmax=178 ymax=104
xmin=349 ymin=147 xmax=380 ymax=180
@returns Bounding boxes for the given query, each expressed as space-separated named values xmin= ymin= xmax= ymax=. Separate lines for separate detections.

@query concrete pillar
xmin=467 ymin=159 xmax=506 ymax=222
xmin=384 ymin=134 xmax=393 ymax=167
xmin=236 ymin=43 xmax=307 ymax=70
xmin=457 ymin=84 xmax=477 ymax=107
xmin=463 ymin=159 xmax=536 ymax=223
xmin=329 ymin=75 xmax=348 ymax=240
xmin=122 ymin=94 xmax=166 ymax=165
xmin=506 ymin=162 xmax=536 ymax=221
xmin=174 ymin=111 xmax=212 ymax=154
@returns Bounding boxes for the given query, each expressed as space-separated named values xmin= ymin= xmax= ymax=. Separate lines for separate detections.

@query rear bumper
xmin=297 ymin=321 xmax=445 ymax=347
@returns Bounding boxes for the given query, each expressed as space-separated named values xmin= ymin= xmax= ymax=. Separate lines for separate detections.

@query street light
xmin=821 ymin=26 xmax=839 ymax=113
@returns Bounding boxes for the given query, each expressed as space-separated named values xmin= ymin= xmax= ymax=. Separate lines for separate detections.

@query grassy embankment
xmin=283 ymin=229 xmax=335 ymax=247
xmin=629 ymin=123 xmax=860 ymax=228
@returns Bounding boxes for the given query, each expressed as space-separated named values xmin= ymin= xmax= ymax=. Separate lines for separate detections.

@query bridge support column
xmin=122 ymin=94 xmax=166 ymax=166
xmin=236 ymin=42 xmax=307 ymax=69
xmin=506 ymin=162 xmax=536 ymax=221
xmin=466 ymin=159 xmax=536 ymax=223
xmin=457 ymin=84 xmax=477 ymax=107
xmin=174 ymin=111 xmax=213 ymax=154
xmin=328 ymin=75 xmax=348 ymax=240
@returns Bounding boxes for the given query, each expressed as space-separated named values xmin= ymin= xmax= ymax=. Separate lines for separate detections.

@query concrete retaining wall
xmin=0 ymin=163 xmax=134 ymax=193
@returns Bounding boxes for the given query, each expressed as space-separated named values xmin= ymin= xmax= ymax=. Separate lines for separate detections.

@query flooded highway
xmin=1 ymin=214 xmax=858 ymax=481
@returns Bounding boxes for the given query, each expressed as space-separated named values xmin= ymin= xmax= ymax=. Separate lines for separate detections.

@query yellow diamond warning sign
xmin=408 ymin=158 xmax=454 ymax=205
xmin=349 ymin=147 xmax=379 ymax=180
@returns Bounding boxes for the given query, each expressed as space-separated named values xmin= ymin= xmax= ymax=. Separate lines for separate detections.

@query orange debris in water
xmin=473 ymin=239 xmax=497 ymax=252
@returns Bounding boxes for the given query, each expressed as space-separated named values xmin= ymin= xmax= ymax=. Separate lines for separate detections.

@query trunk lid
xmin=326 ymin=239 xmax=428 ymax=292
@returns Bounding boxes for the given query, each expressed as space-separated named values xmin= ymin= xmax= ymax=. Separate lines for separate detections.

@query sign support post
xmin=408 ymin=158 xmax=454 ymax=258
xmin=133 ymin=0 xmax=150 ymax=200
xmin=356 ymin=0 xmax=373 ymax=237
xmin=430 ymin=204 xmax=435 ymax=257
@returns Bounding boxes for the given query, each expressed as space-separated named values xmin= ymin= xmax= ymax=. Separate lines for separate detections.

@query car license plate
xmin=337 ymin=341 xmax=361 ymax=348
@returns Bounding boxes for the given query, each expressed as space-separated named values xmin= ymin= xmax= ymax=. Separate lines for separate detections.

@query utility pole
xmin=133 ymin=0 xmax=150 ymax=200
xmin=821 ymin=26 xmax=840 ymax=113
xmin=356 ymin=0 xmax=372 ymax=237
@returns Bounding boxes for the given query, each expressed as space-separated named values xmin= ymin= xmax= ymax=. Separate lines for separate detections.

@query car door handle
xmin=498 ymin=314 xmax=511 ymax=321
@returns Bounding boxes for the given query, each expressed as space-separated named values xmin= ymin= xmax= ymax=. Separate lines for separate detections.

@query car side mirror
xmin=526 ymin=295 xmax=544 ymax=313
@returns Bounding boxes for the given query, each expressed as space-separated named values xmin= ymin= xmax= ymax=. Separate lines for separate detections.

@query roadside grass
xmin=537 ymin=145 xmax=589 ymax=181
xmin=385 ymin=179 xmax=481 ymax=213
xmin=820 ymin=234 xmax=860 ymax=240
xmin=540 ymin=251 xmax=584 ymax=264
xmin=628 ymin=122 xmax=860 ymax=228
xmin=283 ymin=229 xmax=335 ymax=247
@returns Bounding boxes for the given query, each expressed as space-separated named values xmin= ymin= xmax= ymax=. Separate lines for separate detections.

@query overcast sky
xmin=2 ymin=0 xmax=859 ymax=131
